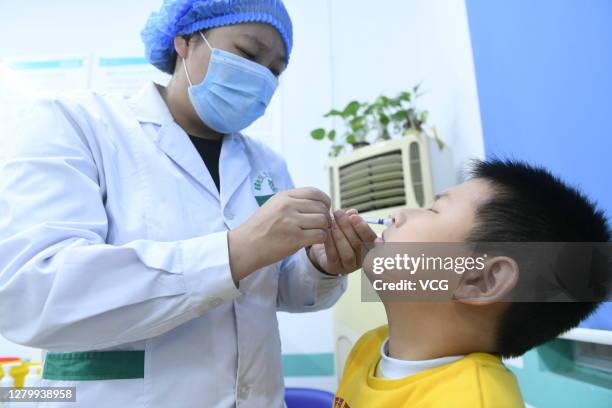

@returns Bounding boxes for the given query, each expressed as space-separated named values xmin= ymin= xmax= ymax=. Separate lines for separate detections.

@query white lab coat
xmin=0 ymin=82 xmax=346 ymax=408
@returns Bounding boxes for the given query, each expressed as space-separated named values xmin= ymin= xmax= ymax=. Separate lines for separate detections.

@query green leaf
xmin=343 ymin=101 xmax=361 ymax=117
xmin=349 ymin=116 xmax=365 ymax=132
xmin=310 ymin=128 xmax=326 ymax=140
xmin=327 ymin=129 xmax=336 ymax=141
xmin=399 ymin=91 xmax=412 ymax=102
xmin=388 ymin=97 xmax=402 ymax=107
xmin=330 ymin=145 xmax=344 ymax=157
xmin=391 ymin=111 xmax=407 ymax=121
xmin=379 ymin=112 xmax=390 ymax=126
xmin=364 ymin=104 xmax=375 ymax=115
xmin=376 ymin=96 xmax=390 ymax=107
xmin=346 ymin=134 xmax=357 ymax=145
xmin=324 ymin=109 xmax=343 ymax=118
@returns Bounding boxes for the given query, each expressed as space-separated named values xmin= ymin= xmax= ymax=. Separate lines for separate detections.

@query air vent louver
xmin=409 ymin=142 xmax=425 ymax=207
xmin=338 ymin=151 xmax=406 ymax=212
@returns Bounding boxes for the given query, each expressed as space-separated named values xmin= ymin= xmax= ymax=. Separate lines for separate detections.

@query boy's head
xmin=378 ymin=159 xmax=611 ymax=357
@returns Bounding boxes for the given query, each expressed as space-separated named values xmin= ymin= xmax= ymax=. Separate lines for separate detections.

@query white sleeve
xmin=276 ymin=248 xmax=347 ymax=312
xmin=0 ymin=100 xmax=241 ymax=352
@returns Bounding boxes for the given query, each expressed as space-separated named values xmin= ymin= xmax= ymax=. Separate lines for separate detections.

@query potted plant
xmin=310 ymin=84 xmax=444 ymax=157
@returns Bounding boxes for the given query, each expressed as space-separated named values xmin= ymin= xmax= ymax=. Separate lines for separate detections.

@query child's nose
xmin=393 ymin=208 xmax=424 ymax=227
xmin=392 ymin=209 xmax=410 ymax=227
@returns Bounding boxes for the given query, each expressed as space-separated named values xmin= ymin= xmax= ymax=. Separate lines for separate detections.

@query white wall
xmin=0 ymin=0 xmax=483 ymax=391
xmin=328 ymin=0 xmax=484 ymax=182
xmin=0 ymin=0 xmax=157 ymax=56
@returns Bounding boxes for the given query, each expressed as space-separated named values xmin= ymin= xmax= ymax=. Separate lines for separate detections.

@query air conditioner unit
xmin=329 ymin=134 xmax=453 ymax=381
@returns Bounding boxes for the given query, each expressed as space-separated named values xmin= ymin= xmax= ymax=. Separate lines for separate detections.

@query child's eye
xmin=428 ymin=208 xmax=439 ymax=214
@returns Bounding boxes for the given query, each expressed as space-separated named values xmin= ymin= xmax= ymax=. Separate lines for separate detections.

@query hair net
xmin=141 ymin=0 xmax=293 ymax=74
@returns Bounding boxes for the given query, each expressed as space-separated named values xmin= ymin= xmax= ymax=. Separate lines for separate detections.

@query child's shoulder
xmin=344 ymin=325 xmax=388 ymax=368
xmin=459 ymin=352 xmax=511 ymax=373
xmin=364 ymin=325 xmax=389 ymax=341
xmin=448 ymin=353 xmax=524 ymax=407
xmin=453 ymin=352 xmax=513 ymax=378
xmin=354 ymin=325 xmax=388 ymax=352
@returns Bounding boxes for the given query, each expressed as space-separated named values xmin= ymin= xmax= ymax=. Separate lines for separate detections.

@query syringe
xmin=364 ymin=217 xmax=393 ymax=227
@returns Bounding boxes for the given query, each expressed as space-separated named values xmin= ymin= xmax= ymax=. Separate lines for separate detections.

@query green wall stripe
xmin=98 ymin=57 xmax=148 ymax=67
xmin=282 ymin=353 xmax=335 ymax=377
xmin=8 ymin=59 xmax=84 ymax=70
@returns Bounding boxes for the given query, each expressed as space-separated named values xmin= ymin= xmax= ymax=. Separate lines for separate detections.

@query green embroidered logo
xmin=253 ymin=171 xmax=277 ymax=206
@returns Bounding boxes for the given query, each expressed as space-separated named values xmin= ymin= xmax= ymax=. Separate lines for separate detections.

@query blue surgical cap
xmin=141 ymin=0 xmax=293 ymax=74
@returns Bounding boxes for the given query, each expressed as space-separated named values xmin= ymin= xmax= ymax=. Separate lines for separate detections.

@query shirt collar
xmin=377 ymin=338 xmax=464 ymax=379
xmin=128 ymin=81 xmax=175 ymax=126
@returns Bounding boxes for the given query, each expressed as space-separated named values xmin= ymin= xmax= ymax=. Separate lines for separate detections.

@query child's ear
xmin=453 ymin=256 xmax=519 ymax=305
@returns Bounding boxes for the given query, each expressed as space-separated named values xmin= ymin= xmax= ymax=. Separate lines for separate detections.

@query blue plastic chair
xmin=284 ymin=387 xmax=335 ymax=408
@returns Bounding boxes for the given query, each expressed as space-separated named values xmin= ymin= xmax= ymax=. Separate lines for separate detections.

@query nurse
xmin=0 ymin=1 xmax=376 ymax=407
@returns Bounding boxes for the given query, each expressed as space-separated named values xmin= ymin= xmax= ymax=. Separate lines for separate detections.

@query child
xmin=334 ymin=159 xmax=611 ymax=408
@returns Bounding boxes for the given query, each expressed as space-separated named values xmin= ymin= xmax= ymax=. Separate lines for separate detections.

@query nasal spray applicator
xmin=330 ymin=214 xmax=391 ymax=241
xmin=363 ymin=217 xmax=393 ymax=227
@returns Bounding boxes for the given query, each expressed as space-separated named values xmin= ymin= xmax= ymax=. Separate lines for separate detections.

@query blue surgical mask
xmin=183 ymin=32 xmax=279 ymax=134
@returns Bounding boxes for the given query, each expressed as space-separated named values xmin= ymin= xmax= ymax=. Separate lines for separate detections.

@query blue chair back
xmin=284 ymin=387 xmax=335 ymax=408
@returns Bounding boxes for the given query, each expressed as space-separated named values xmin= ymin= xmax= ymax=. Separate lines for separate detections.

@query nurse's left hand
xmin=308 ymin=209 xmax=377 ymax=276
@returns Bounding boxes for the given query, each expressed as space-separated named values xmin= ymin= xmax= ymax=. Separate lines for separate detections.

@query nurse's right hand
xmin=228 ymin=187 xmax=332 ymax=284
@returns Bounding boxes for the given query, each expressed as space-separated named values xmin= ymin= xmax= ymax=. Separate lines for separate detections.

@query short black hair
xmin=467 ymin=159 xmax=611 ymax=358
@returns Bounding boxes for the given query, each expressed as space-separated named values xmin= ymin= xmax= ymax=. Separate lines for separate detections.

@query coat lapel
xmin=128 ymin=82 xmax=220 ymax=201
xmin=156 ymin=122 xmax=220 ymax=201
xmin=129 ymin=83 xmax=253 ymax=206
xmin=219 ymin=134 xmax=251 ymax=208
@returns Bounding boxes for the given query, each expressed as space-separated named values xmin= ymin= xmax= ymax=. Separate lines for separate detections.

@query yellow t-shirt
xmin=334 ymin=326 xmax=525 ymax=408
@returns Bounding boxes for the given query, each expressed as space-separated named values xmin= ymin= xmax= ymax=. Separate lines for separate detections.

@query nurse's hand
xmin=307 ymin=209 xmax=377 ymax=276
xmin=228 ymin=187 xmax=332 ymax=284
